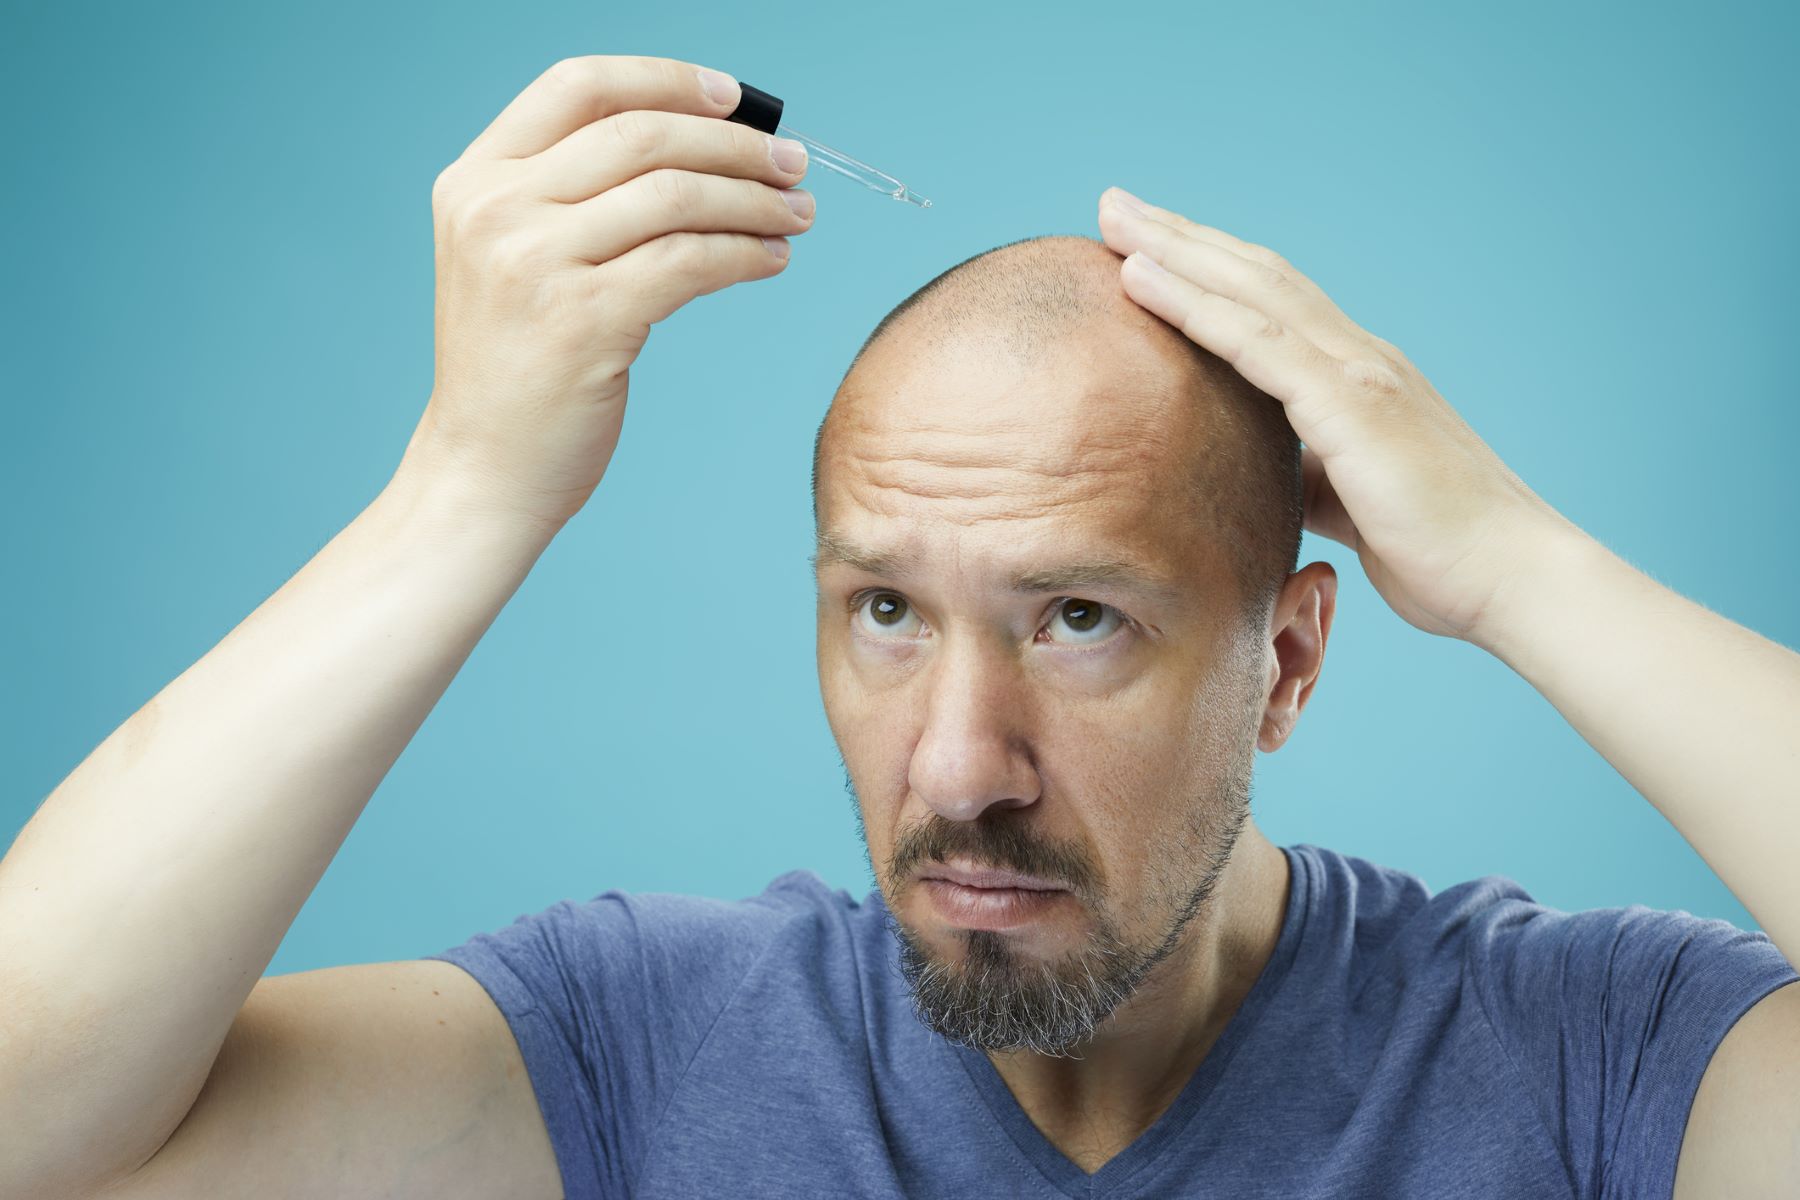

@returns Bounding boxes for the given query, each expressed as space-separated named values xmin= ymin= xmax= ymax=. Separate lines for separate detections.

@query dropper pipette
xmin=727 ymin=82 xmax=932 ymax=209
xmin=771 ymin=122 xmax=931 ymax=208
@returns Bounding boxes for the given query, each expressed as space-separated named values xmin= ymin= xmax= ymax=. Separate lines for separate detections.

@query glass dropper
xmin=774 ymin=122 xmax=932 ymax=209
xmin=727 ymin=80 xmax=932 ymax=210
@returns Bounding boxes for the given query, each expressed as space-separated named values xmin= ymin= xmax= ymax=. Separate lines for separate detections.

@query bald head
xmin=813 ymin=234 xmax=1303 ymax=630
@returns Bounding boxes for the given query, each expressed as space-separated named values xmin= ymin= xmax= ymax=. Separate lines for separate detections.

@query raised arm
xmin=1093 ymin=183 xmax=1799 ymax=1198
xmin=0 ymin=53 xmax=813 ymax=1199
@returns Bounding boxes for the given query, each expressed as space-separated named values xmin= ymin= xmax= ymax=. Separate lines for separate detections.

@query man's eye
xmin=851 ymin=593 xmax=1125 ymax=646
xmin=1045 ymin=598 xmax=1123 ymax=645
xmin=855 ymin=592 xmax=922 ymax=638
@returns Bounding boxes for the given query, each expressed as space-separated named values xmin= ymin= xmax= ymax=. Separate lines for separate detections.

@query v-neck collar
xmin=933 ymin=844 xmax=1310 ymax=1198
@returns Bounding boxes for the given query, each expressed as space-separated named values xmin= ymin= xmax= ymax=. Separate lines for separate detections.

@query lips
xmin=918 ymin=861 xmax=1068 ymax=892
xmin=919 ymin=873 xmax=1072 ymax=931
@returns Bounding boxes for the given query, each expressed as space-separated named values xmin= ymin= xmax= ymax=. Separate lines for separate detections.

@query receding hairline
xmin=809 ymin=232 xmax=1306 ymax=630
xmin=814 ymin=234 xmax=1213 ymax=509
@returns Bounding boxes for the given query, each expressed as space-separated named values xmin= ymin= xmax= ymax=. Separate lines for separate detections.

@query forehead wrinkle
xmin=835 ymin=414 xmax=1179 ymax=509
xmin=849 ymin=420 xmax=1171 ymax=471
xmin=846 ymin=458 xmax=1134 ymax=510
xmin=827 ymin=427 xmax=1192 ymax=538
xmin=830 ymin=358 xmax=1191 ymax=477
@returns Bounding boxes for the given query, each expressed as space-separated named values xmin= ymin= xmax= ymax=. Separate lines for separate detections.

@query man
xmin=3 ymin=54 xmax=1796 ymax=1200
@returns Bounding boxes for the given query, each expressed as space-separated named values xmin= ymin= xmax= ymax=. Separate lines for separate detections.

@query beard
xmin=846 ymin=730 xmax=1256 ymax=1059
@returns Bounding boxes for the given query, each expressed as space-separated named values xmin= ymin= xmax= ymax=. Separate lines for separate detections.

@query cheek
xmin=820 ymin=635 xmax=940 ymax=772
xmin=818 ymin=633 xmax=903 ymax=746
xmin=1047 ymin=689 xmax=1196 ymax=801
xmin=828 ymin=726 xmax=914 ymax=867
xmin=1041 ymin=693 xmax=1231 ymax=895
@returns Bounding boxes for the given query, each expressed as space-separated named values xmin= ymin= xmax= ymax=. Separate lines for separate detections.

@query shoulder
xmin=1283 ymin=842 xmax=1791 ymax=997
xmin=1291 ymin=843 xmax=1796 ymax=1083
xmin=438 ymin=867 xmax=872 ymax=987
xmin=604 ymin=868 xmax=879 ymax=978
xmin=423 ymin=868 xmax=883 ymax=1101
xmin=1290 ymin=840 xmax=1787 ymax=965
xmin=1283 ymin=842 xmax=1529 ymax=989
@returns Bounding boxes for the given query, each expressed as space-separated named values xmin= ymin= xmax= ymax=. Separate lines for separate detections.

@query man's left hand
xmin=1097 ymin=185 xmax=1577 ymax=649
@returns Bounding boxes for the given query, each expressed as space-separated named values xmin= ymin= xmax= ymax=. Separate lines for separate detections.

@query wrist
xmin=386 ymin=426 xmax=573 ymax=547
xmin=382 ymin=458 xmax=569 ymax=555
xmin=1466 ymin=514 xmax=1618 ymax=669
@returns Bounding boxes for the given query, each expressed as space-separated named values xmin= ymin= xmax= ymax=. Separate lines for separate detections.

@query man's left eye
xmin=1045 ymin=598 xmax=1124 ymax=645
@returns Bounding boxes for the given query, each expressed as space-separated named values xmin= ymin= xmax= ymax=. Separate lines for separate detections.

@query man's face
xmin=813 ymin=320 xmax=1274 ymax=1056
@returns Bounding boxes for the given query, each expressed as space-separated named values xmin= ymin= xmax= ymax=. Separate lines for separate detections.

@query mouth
xmin=916 ymin=861 xmax=1073 ymax=931
xmin=918 ymin=860 xmax=1069 ymax=892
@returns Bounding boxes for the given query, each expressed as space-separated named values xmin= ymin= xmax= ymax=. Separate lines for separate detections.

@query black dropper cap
xmin=725 ymin=82 xmax=784 ymax=135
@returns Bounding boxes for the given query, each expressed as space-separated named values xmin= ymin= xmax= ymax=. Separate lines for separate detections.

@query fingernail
xmin=1108 ymin=187 xmax=1151 ymax=215
xmin=761 ymin=236 xmax=791 ymax=260
xmin=782 ymin=189 xmax=815 ymax=219
xmin=696 ymin=67 xmax=738 ymax=107
xmin=770 ymin=137 xmax=808 ymax=175
xmin=1131 ymin=250 xmax=1169 ymax=275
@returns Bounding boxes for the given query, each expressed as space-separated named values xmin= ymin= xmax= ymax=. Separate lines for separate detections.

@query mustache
xmin=886 ymin=811 xmax=1099 ymax=897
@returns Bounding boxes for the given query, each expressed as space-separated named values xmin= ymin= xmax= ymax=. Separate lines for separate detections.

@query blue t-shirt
xmin=423 ymin=843 xmax=1796 ymax=1198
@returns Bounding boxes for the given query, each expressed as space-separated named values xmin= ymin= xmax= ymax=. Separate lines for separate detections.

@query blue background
xmin=4 ymin=2 xmax=1795 ymax=976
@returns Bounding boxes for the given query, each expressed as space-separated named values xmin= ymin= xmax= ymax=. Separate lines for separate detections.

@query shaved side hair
xmin=812 ymin=234 xmax=1305 ymax=635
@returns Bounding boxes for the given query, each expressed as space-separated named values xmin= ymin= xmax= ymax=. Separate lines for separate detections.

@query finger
xmin=1119 ymin=250 xmax=1369 ymax=462
xmin=1100 ymin=187 xmax=1299 ymax=275
xmin=555 ymin=168 xmax=813 ymax=264
xmin=1097 ymin=199 xmax=1369 ymax=360
xmin=1100 ymin=189 xmax=1415 ymax=373
xmin=465 ymin=54 xmax=741 ymax=162
xmin=530 ymin=109 xmax=807 ymax=204
xmin=1301 ymin=445 xmax=1358 ymax=549
xmin=601 ymin=230 xmax=792 ymax=328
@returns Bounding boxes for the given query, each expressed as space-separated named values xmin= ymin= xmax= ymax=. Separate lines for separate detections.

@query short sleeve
xmin=1463 ymin=899 xmax=1798 ymax=1200
xmin=422 ymin=876 xmax=818 ymax=1200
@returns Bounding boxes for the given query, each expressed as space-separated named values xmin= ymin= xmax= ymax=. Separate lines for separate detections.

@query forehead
xmin=817 ymin=334 xmax=1210 ymax=584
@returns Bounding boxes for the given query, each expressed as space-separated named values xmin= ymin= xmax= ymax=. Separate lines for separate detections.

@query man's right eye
xmin=854 ymin=591 xmax=923 ymax=638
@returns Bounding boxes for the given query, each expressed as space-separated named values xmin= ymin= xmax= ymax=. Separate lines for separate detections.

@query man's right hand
xmin=408 ymin=54 xmax=813 ymax=529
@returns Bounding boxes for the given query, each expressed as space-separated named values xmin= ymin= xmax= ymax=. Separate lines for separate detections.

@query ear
xmin=1257 ymin=562 xmax=1338 ymax=752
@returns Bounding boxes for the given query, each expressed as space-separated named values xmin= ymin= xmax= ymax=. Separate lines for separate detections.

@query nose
xmin=907 ymin=636 xmax=1041 ymax=823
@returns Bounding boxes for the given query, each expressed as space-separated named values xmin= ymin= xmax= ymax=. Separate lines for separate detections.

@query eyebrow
xmin=810 ymin=529 xmax=1185 ymax=607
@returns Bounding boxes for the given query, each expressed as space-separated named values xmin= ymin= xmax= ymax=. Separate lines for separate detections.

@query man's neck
xmin=982 ymin=825 xmax=1292 ymax=1173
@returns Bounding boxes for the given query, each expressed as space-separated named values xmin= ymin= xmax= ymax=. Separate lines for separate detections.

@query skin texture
xmin=811 ymin=236 xmax=1337 ymax=1171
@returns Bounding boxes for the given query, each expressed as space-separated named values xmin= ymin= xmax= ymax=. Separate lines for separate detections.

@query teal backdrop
xmin=4 ymin=2 xmax=1795 ymax=976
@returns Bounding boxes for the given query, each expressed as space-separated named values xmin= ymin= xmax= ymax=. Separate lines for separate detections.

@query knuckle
xmin=448 ymin=182 xmax=511 ymax=236
xmin=1245 ymin=241 xmax=1292 ymax=272
xmin=1343 ymin=357 xmax=1405 ymax=395
xmin=1369 ymin=334 xmax=1409 ymax=365
xmin=430 ymin=164 xmax=459 ymax=210
xmin=1251 ymin=313 xmax=1287 ymax=341
xmin=731 ymin=122 xmax=773 ymax=169
xmin=1180 ymin=311 xmax=1214 ymax=350
xmin=608 ymin=108 xmax=664 ymax=162
xmin=544 ymin=55 xmax=597 ymax=92
xmin=763 ymin=179 xmax=801 ymax=217
xmin=654 ymin=230 xmax=711 ymax=279
xmin=653 ymin=55 xmax=696 ymax=93
xmin=648 ymin=168 xmax=697 ymax=216
xmin=1254 ymin=261 xmax=1294 ymax=292
xmin=487 ymin=229 xmax=545 ymax=280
